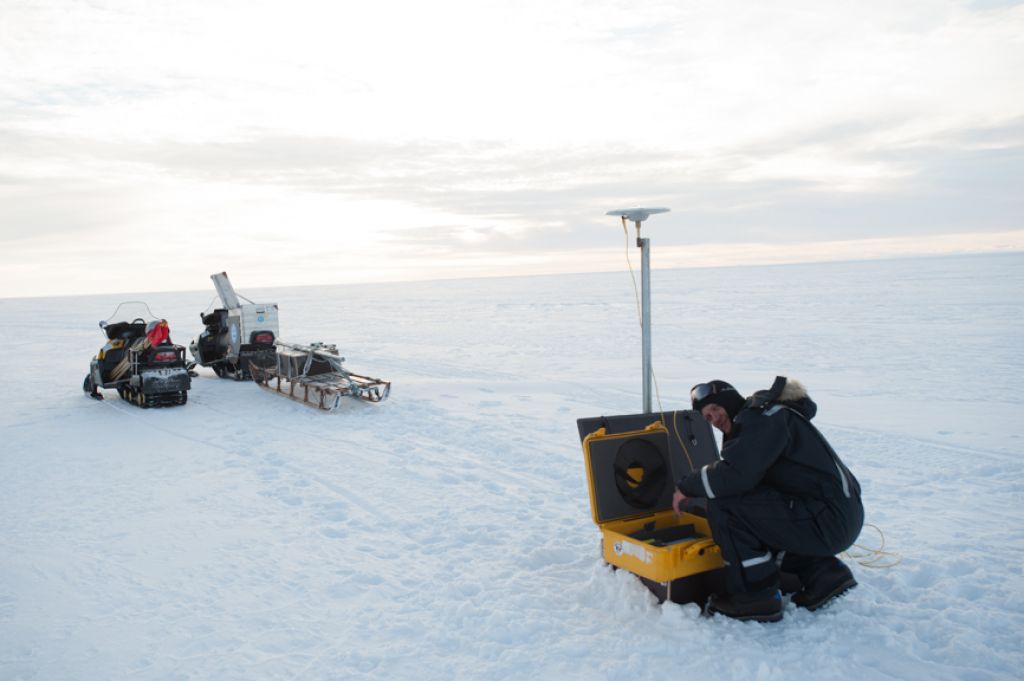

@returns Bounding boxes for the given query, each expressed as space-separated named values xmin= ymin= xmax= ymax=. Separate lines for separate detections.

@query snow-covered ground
xmin=2 ymin=253 xmax=1022 ymax=680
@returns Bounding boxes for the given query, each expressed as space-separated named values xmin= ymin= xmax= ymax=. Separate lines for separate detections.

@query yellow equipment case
xmin=577 ymin=410 xmax=726 ymax=605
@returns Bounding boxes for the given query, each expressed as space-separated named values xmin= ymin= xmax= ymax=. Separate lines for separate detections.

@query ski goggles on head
xmin=690 ymin=382 xmax=725 ymax=408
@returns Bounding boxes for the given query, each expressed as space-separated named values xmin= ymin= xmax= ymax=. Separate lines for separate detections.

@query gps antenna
xmin=606 ymin=207 xmax=670 ymax=414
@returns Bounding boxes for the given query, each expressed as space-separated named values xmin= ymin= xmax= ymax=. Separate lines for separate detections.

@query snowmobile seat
xmin=105 ymin=321 xmax=147 ymax=341
xmin=127 ymin=322 xmax=147 ymax=338
xmin=201 ymin=309 xmax=228 ymax=329
xmin=104 ymin=321 xmax=129 ymax=340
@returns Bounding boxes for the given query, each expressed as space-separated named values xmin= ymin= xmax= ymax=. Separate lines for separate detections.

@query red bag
xmin=146 ymin=319 xmax=170 ymax=346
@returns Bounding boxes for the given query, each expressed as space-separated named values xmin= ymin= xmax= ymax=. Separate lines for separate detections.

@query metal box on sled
xmin=577 ymin=410 xmax=726 ymax=605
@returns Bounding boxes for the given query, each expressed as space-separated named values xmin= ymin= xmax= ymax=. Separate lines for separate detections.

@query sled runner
xmin=250 ymin=341 xmax=391 ymax=411
xmin=578 ymin=411 xmax=726 ymax=605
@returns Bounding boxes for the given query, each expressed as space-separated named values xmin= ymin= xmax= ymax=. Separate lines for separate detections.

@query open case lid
xmin=577 ymin=410 xmax=720 ymax=525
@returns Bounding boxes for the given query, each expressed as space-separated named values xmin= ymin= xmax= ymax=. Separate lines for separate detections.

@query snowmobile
xmin=83 ymin=301 xmax=191 ymax=407
xmin=189 ymin=272 xmax=279 ymax=380
xmin=191 ymin=271 xmax=390 ymax=410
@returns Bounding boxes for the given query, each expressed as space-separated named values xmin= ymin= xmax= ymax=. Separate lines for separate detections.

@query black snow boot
xmin=792 ymin=559 xmax=857 ymax=611
xmin=779 ymin=571 xmax=802 ymax=595
xmin=707 ymin=589 xmax=783 ymax=623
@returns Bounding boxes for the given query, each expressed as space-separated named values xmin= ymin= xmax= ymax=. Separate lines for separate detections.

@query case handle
xmin=681 ymin=538 xmax=719 ymax=560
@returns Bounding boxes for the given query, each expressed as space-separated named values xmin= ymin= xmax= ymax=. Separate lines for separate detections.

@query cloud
xmin=1 ymin=1 xmax=1023 ymax=296
xmin=2 ymin=116 xmax=1021 ymax=260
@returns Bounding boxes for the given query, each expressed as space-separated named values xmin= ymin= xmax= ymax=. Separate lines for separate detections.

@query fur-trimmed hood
xmin=778 ymin=378 xmax=809 ymax=403
xmin=747 ymin=376 xmax=817 ymax=420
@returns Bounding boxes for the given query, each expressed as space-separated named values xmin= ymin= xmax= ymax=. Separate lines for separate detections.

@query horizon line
xmin=2 ymin=245 xmax=1020 ymax=303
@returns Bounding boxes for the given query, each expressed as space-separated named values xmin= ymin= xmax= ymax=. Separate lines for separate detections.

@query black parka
xmin=678 ymin=378 xmax=860 ymax=504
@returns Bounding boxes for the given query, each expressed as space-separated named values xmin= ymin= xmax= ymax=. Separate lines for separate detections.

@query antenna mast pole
xmin=640 ymin=226 xmax=652 ymax=413
xmin=606 ymin=207 xmax=669 ymax=414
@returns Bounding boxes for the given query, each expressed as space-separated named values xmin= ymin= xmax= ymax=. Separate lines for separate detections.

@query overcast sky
xmin=2 ymin=0 xmax=1022 ymax=297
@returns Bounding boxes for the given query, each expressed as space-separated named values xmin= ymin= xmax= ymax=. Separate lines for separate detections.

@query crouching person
xmin=673 ymin=377 xmax=863 ymax=622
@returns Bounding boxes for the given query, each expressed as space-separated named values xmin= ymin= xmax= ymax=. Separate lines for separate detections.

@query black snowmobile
xmin=189 ymin=272 xmax=279 ymax=380
xmin=83 ymin=302 xmax=192 ymax=407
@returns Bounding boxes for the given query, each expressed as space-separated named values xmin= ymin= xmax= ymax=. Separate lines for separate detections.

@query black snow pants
xmin=705 ymin=486 xmax=864 ymax=594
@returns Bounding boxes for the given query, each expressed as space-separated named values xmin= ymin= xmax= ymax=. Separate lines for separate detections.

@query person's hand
xmin=672 ymin=489 xmax=687 ymax=516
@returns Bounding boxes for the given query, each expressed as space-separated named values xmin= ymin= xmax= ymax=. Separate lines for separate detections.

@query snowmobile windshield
xmin=99 ymin=301 xmax=158 ymax=330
